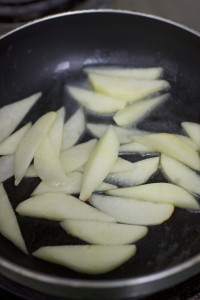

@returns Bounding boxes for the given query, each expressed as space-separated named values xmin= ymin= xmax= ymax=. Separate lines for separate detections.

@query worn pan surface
xmin=0 ymin=10 xmax=199 ymax=299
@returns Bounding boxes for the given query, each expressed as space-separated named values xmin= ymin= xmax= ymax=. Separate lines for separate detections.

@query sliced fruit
xmin=16 ymin=192 xmax=115 ymax=222
xmin=60 ymin=139 xmax=97 ymax=173
xmin=84 ymin=66 xmax=163 ymax=79
xmin=113 ymin=94 xmax=169 ymax=126
xmin=61 ymin=220 xmax=148 ymax=245
xmin=87 ymin=123 xmax=149 ymax=144
xmin=0 ymin=123 xmax=31 ymax=155
xmin=0 ymin=92 xmax=41 ymax=143
xmin=160 ymin=154 xmax=200 ymax=195
xmin=61 ymin=108 xmax=85 ymax=150
xmin=80 ymin=126 xmax=119 ymax=201
xmin=48 ymin=107 xmax=65 ymax=156
xmin=34 ymin=135 xmax=66 ymax=186
xmin=106 ymin=157 xmax=159 ymax=186
xmin=176 ymin=135 xmax=199 ymax=151
xmin=181 ymin=122 xmax=200 ymax=149
xmin=120 ymin=141 xmax=156 ymax=153
xmin=0 ymin=155 xmax=14 ymax=183
xmin=0 ymin=184 xmax=27 ymax=253
xmin=14 ymin=111 xmax=57 ymax=185
xmin=67 ymin=86 xmax=125 ymax=113
xmin=90 ymin=194 xmax=174 ymax=225
xmin=106 ymin=183 xmax=199 ymax=210
xmin=33 ymin=245 xmax=136 ymax=275
xmin=111 ymin=157 xmax=137 ymax=173
xmin=88 ymin=73 xmax=169 ymax=102
xmin=32 ymin=172 xmax=116 ymax=195
xmin=135 ymin=133 xmax=200 ymax=171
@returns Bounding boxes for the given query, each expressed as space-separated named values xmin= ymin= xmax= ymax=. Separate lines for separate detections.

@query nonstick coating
xmin=0 ymin=10 xmax=199 ymax=299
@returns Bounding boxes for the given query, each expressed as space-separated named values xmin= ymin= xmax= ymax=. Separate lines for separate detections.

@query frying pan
xmin=0 ymin=9 xmax=200 ymax=300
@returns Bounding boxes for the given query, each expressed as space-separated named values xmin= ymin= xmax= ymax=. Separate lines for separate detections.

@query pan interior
xmin=0 ymin=11 xmax=199 ymax=282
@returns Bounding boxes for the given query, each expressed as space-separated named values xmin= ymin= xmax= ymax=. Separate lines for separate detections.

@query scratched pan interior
xmin=0 ymin=10 xmax=200 ymax=299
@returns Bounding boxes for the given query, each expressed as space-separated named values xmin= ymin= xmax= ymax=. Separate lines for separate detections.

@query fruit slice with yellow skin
xmin=160 ymin=154 xmax=200 ymax=195
xmin=16 ymin=192 xmax=115 ymax=222
xmin=14 ymin=111 xmax=57 ymax=185
xmin=0 ymin=184 xmax=27 ymax=253
xmin=88 ymin=73 xmax=169 ymax=102
xmin=106 ymin=183 xmax=199 ymax=210
xmin=33 ymin=245 xmax=136 ymax=275
xmin=0 ymin=92 xmax=41 ymax=143
xmin=80 ymin=126 xmax=119 ymax=201
xmin=135 ymin=133 xmax=200 ymax=171
xmin=90 ymin=194 xmax=174 ymax=225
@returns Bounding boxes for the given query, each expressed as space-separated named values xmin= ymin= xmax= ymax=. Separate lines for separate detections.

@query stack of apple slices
xmin=0 ymin=66 xmax=199 ymax=276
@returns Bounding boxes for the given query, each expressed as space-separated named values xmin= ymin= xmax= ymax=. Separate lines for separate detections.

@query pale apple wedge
xmin=16 ymin=193 xmax=115 ymax=222
xmin=80 ymin=126 xmax=119 ymax=201
xmin=160 ymin=154 xmax=200 ymax=195
xmin=34 ymin=135 xmax=66 ymax=186
xmin=25 ymin=165 xmax=38 ymax=178
xmin=0 ymin=92 xmax=41 ymax=143
xmin=84 ymin=66 xmax=163 ymax=79
xmin=120 ymin=141 xmax=156 ymax=153
xmin=60 ymin=139 xmax=97 ymax=173
xmin=106 ymin=157 xmax=159 ymax=186
xmin=0 ymin=123 xmax=31 ymax=155
xmin=88 ymin=73 xmax=169 ymax=102
xmin=33 ymin=245 xmax=136 ymax=275
xmin=48 ymin=107 xmax=65 ymax=156
xmin=0 ymin=184 xmax=27 ymax=253
xmin=61 ymin=220 xmax=148 ymax=245
xmin=176 ymin=135 xmax=199 ymax=151
xmin=134 ymin=133 xmax=200 ymax=171
xmin=32 ymin=172 xmax=116 ymax=196
xmin=61 ymin=108 xmax=85 ymax=150
xmin=67 ymin=86 xmax=125 ymax=113
xmin=87 ymin=123 xmax=149 ymax=144
xmin=181 ymin=122 xmax=200 ymax=149
xmin=0 ymin=155 xmax=14 ymax=182
xmin=89 ymin=194 xmax=174 ymax=225
xmin=14 ymin=112 xmax=57 ymax=185
xmin=111 ymin=157 xmax=138 ymax=173
xmin=113 ymin=94 xmax=169 ymax=126
xmin=106 ymin=183 xmax=199 ymax=210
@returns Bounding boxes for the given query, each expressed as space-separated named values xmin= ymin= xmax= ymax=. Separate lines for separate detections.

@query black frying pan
xmin=0 ymin=10 xmax=200 ymax=300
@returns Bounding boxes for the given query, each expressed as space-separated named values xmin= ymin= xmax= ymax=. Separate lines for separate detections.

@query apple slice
xmin=111 ymin=157 xmax=138 ymax=173
xmin=80 ymin=126 xmax=119 ymax=201
xmin=176 ymin=135 xmax=199 ymax=150
xmin=67 ymin=86 xmax=126 ymax=113
xmin=87 ymin=123 xmax=149 ymax=144
xmin=0 ymin=184 xmax=27 ymax=253
xmin=62 ymin=108 xmax=85 ymax=151
xmin=14 ymin=112 xmax=57 ymax=185
xmin=61 ymin=220 xmax=148 ymax=245
xmin=60 ymin=139 xmax=97 ymax=173
xmin=33 ymin=245 xmax=136 ymax=275
xmin=160 ymin=154 xmax=200 ymax=195
xmin=16 ymin=192 xmax=115 ymax=222
xmin=90 ymin=194 xmax=174 ymax=225
xmin=120 ymin=141 xmax=156 ymax=153
xmin=106 ymin=183 xmax=199 ymax=210
xmin=0 ymin=123 xmax=31 ymax=155
xmin=88 ymin=73 xmax=169 ymax=102
xmin=0 ymin=155 xmax=14 ymax=183
xmin=181 ymin=122 xmax=200 ymax=149
xmin=0 ymin=92 xmax=41 ymax=143
xmin=34 ymin=135 xmax=66 ymax=186
xmin=135 ymin=133 xmax=200 ymax=171
xmin=106 ymin=157 xmax=159 ymax=186
xmin=25 ymin=165 xmax=38 ymax=178
xmin=32 ymin=172 xmax=116 ymax=195
xmin=84 ymin=66 xmax=163 ymax=79
xmin=48 ymin=107 xmax=65 ymax=156
xmin=113 ymin=94 xmax=169 ymax=126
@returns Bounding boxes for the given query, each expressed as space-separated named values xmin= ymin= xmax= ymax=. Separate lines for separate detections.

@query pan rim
xmin=0 ymin=8 xmax=199 ymax=293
